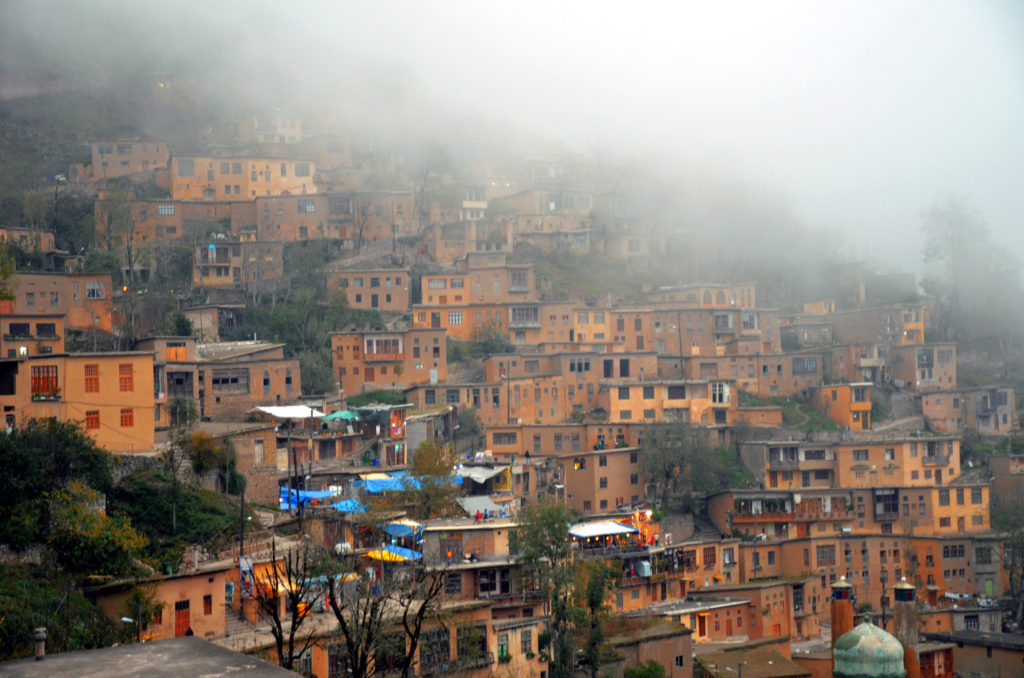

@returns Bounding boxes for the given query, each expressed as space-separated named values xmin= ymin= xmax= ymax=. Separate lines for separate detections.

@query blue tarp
xmin=384 ymin=521 xmax=424 ymax=541
xmin=358 ymin=472 xmax=462 ymax=494
xmin=331 ymin=498 xmax=366 ymax=514
xmin=279 ymin=487 xmax=343 ymax=511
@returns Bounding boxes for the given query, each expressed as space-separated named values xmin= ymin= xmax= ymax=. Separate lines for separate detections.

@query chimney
xmin=892 ymin=577 xmax=921 ymax=678
xmin=830 ymin=576 xmax=854 ymax=674
xmin=33 ymin=627 xmax=46 ymax=660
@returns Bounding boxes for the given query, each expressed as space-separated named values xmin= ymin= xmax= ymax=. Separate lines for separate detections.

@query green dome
xmin=833 ymin=619 xmax=906 ymax=678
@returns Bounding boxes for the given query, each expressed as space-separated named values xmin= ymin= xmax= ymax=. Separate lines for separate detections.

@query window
xmin=703 ymin=546 xmax=716 ymax=566
xmin=618 ymin=386 xmax=630 ymax=400
xmin=295 ymin=162 xmax=310 ymax=177
xmin=31 ymin=365 xmax=58 ymax=396
xmin=446 ymin=389 xmax=460 ymax=404
xmin=86 ymin=281 xmax=106 ymax=298
xmin=297 ymin=198 xmax=315 ymax=213
xmin=254 ymin=439 xmax=265 ymax=466
xmin=449 ymin=311 xmax=462 ymax=325
xmin=510 ymin=306 xmax=539 ymax=324
xmin=956 ymin=488 xmax=965 ymax=505
xmin=84 ymin=364 xmax=99 ymax=393
xmin=816 ymin=545 xmax=836 ymax=566
xmin=939 ymin=517 xmax=951 ymax=527
xmin=211 ymin=369 xmax=249 ymax=392
xmin=85 ymin=410 xmax=100 ymax=430
xmin=7 ymin=322 xmax=30 ymax=337
xmin=792 ymin=357 xmax=818 ymax=374
xmin=971 ymin=488 xmax=983 ymax=504
xmin=178 ymin=158 xmax=194 ymax=177
xmin=203 ymin=594 xmax=212 ymax=615
xmin=492 ymin=432 xmax=517 ymax=445
xmin=120 ymin=408 xmax=134 ymax=427
xmin=667 ymin=385 xmax=686 ymax=399
xmin=445 ymin=573 xmax=462 ymax=595
xmin=630 ymin=473 xmax=639 ymax=485
xmin=521 ymin=629 xmax=532 ymax=654
xmin=711 ymin=382 xmax=726 ymax=403
xmin=599 ymin=477 xmax=608 ymax=488
xmin=852 ymin=449 xmax=869 ymax=462
xmin=420 ymin=628 xmax=450 ymax=673
xmin=569 ymin=357 xmax=590 ymax=373
xmin=424 ymin=389 xmax=436 ymax=405
xmin=25 ymin=292 xmax=34 ymax=307
xmin=118 ymin=364 xmax=134 ymax=392
xmin=939 ymin=490 xmax=950 ymax=506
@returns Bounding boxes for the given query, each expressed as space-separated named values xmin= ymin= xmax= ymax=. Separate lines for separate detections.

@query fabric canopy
xmin=569 ymin=520 xmax=639 ymax=538
xmin=366 ymin=544 xmax=422 ymax=562
xmin=384 ymin=518 xmax=423 ymax=541
xmin=321 ymin=409 xmax=360 ymax=422
xmin=250 ymin=405 xmax=324 ymax=420
xmin=457 ymin=465 xmax=509 ymax=484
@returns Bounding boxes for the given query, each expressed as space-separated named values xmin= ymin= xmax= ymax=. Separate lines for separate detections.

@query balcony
xmin=731 ymin=512 xmax=794 ymax=524
xmin=364 ymin=352 xmax=404 ymax=362
xmin=922 ymin=455 xmax=950 ymax=465
xmin=509 ymin=285 xmax=530 ymax=293
xmin=508 ymin=319 xmax=541 ymax=329
xmin=768 ymin=458 xmax=800 ymax=469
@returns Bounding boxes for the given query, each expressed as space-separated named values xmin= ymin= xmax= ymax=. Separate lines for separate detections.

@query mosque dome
xmin=833 ymin=617 xmax=906 ymax=678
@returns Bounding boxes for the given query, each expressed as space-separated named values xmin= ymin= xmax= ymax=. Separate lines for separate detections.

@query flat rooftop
xmin=1 ymin=637 xmax=292 ymax=677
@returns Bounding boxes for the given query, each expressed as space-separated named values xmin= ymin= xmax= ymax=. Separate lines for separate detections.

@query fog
xmin=4 ymin=0 xmax=1023 ymax=271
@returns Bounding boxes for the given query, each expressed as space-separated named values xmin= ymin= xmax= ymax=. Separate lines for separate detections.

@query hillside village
xmin=2 ymin=92 xmax=1024 ymax=678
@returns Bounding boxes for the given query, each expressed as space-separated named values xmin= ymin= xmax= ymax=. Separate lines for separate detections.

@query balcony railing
xmin=922 ymin=455 xmax=951 ymax=465
xmin=731 ymin=512 xmax=794 ymax=524
xmin=363 ymin=352 xmax=404 ymax=362
xmin=768 ymin=458 xmax=800 ymax=469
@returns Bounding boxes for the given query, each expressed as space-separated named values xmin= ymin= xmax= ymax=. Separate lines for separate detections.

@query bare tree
xmin=251 ymin=539 xmax=325 ymax=670
xmin=993 ymin=495 xmax=1024 ymax=628
xmin=326 ymin=554 xmax=447 ymax=678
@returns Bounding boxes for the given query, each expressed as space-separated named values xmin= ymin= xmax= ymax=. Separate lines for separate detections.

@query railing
xmin=768 ymin=458 xmax=800 ymax=469
xmin=922 ymin=455 xmax=950 ymax=465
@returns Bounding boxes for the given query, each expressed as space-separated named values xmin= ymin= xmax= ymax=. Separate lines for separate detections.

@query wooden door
xmin=174 ymin=600 xmax=190 ymax=637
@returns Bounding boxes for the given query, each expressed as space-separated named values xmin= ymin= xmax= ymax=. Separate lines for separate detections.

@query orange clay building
xmin=245 ymin=191 xmax=414 ymax=243
xmin=1 ymin=313 xmax=64 ymax=358
xmin=86 ymin=139 xmax=170 ymax=181
xmin=0 ymin=351 xmax=155 ymax=452
xmin=888 ymin=343 xmax=957 ymax=391
xmin=7 ymin=272 xmax=115 ymax=333
xmin=601 ymin=379 xmax=736 ymax=426
xmin=708 ymin=484 xmax=989 ymax=542
xmin=326 ymin=267 xmax=411 ymax=312
xmin=816 ymin=382 xmax=873 ymax=430
xmin=191 ymin=238 xmax=283 ymax=290
xmin=88 ymin=561 xmax=230 ymax=640
xmin=645 ymin=282 xmax=758 ymax=309
xmin=195 ymin=341 xmax=301 ymax=421
xmin=746 ymin=435 xmax=963 ymax=492
xmin=560 ymin=446 xmax=646 ymax=514
xmin=331 ymin=327 xmax=446 ymax=396
xmin=169 ymin=156 xmax=318 ymax=201
xmin=920 ymin=386 xmax=1018 ymax=435
xmin=679 ymin=350 xmax=824 ymax=398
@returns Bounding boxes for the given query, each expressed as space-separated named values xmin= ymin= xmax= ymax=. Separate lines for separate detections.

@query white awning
xmin=249 ymin=405 xmax=325 ymax=420
xmin=569 ymin=520 xmax=639 ymax=538
xmin=458 ymin=465 xmax=509 ymax=484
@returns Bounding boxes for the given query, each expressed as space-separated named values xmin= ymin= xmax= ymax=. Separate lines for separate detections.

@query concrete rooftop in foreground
xmin=1 ymin=636 xmax=292 ymax=677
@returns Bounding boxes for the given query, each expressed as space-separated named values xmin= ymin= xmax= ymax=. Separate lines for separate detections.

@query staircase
xmin=223 ymin=605 xmax=256 ymax=639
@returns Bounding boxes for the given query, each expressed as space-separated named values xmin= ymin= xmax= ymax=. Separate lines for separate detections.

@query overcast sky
xmin=6 ymin=0 xmax=1023 ymax=271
